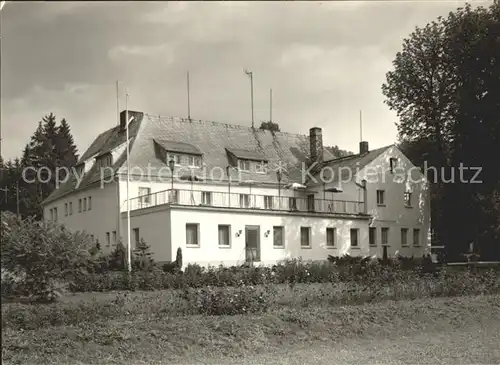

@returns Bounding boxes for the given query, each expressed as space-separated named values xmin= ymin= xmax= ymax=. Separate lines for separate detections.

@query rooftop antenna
xmin=244 ymin=69 xmax=254 ymax=128
xmin=187 ymin=71 xmax=191 ymax=121
xmin=270 ymin=88 xmax=272 ymax=123
xmin=116 ymin=81 xmax=120 ymax=126
xmin=359 ymin=109 xmax=363 ymax=142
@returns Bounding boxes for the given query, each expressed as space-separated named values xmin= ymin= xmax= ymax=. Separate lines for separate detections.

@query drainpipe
xmin=362 ymin=179 xmax=368 ymax=214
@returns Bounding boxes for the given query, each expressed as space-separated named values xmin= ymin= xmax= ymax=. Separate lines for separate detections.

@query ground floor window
xmin=218 ymin=225 xmax=230 ymax=247
xmin=300 ymin=227 xmax=311 ymax=247
xmin=326 ymin=227 xmax=335 ymax=247
xmin=350 ymin=228 xmax=359 ymax=247
xmin=186 ymin=223 xmax=199 ymax=247
xmin=273 ymin=226 xmax=284 ymax=248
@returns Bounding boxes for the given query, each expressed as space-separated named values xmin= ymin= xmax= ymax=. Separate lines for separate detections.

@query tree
xmin=0 ymin=114 xmax=80 ymax=219
xmin=259 ymin=121 xmax=280 ymax=132
xmin=132 ymin=238 xmax=155 ymax=271
xmin=383 ymin=1 xmax=500 ymax=259
xmin=326 ymin=145 xmax=353 ymax=158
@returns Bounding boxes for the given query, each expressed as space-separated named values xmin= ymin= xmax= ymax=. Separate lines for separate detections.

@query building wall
xmin=168 ymin=207 xmax=369 ymax=267
xmin=121 ymin=206 xmax=173 ymax=262
xmin=43 ymin=182 xmax=120 ymax=252
xmin=358 ymin=146 xmax=431 ymax=258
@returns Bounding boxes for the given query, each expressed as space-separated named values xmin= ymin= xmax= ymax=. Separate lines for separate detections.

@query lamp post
xmin=277 ymin=170 xmax=282 ymax=210
xmin=169 ymin=159 xmax=175 ymax=202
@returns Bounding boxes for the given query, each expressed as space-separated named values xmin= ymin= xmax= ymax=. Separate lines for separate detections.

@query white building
xmin=42 ymin=111 xmax=430 ymax=267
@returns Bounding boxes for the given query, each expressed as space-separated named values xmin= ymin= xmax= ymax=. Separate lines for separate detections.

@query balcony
xmin=126 ymin=189 xmax=366 ymax=216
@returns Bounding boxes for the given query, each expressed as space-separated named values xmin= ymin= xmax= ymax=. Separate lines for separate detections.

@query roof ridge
xmin=144 ymin=113 xmax=315 ymax=140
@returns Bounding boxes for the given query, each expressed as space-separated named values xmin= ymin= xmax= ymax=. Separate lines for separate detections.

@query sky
xmin=0 ymin=0 xmax=491 ymax=161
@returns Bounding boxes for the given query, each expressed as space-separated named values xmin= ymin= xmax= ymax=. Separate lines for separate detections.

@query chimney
xmin=309 ymin=127 xmax=323 ymax=164
xmin=359 ymin=141 xmax=369 ymax=154
xmin=120 ymin=110 xmax=144 ymax=132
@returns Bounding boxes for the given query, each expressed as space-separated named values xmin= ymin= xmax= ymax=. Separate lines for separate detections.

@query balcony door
xmin=245 ymin=225 xmax=260 ymax=263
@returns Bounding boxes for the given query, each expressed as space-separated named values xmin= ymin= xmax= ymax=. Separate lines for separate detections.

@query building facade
xmin=42 ymin=110 xmax=430 ymax=267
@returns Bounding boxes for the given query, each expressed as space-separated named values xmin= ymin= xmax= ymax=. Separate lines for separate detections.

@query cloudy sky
xmin=0 ymin=0 xmax=489 ymax=160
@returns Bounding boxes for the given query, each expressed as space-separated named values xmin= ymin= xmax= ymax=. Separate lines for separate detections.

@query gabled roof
xmin=44 ymin=112 xmax=371 ymax=206
xmin=226 ymin=147 xmax=268 ymax=162
xmin=42 ymin=117 xmax=143 ymax=205
xmin=310 ymin=145 xmax=393 ymax=183
xmin=118 ymin=115 xmax=336 ymax=185
xmin=154 ymin=139 xmax=202 ymax=155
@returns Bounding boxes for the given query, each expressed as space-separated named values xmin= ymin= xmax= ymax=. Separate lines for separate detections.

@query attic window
xmin=389 ymin=158 xmax=398 ymax=173
xmin=238 ymin=160 xmax=250 ymax=171
xmin=96 ymin=154 xmax=113 ymax=169
xmin=167 ymin=152 xmax=202 ymax=168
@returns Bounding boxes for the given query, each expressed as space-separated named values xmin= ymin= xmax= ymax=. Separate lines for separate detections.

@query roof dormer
xmin=226 ymin=148 xmax=269 ymax=174
xmin=154 ymin=139 xmax=203 ymax=168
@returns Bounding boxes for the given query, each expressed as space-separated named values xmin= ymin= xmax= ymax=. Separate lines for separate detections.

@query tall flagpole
xmin=125 ymin=88 xmax=132 ymax=273
xmin=0 ymin=1 xmax=6 ymax=159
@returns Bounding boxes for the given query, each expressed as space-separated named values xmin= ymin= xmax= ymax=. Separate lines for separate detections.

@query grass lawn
xmin=2 ymin=294 xmax=500 ymax=364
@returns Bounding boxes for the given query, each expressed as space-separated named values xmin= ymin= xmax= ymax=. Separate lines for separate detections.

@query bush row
xmin=3 ymin=269 xmax=499 ymax=331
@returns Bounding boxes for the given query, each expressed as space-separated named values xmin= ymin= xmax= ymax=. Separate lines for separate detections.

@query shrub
xmin=1 ymin=215 xmax=94 ymax=302
xmin=181 ymin=283 xmax=276 ymax=316
xmin=133 ymin=238 xmax=155 ymax=271
xmin=176 ymin=247 xmax=183 ymax=269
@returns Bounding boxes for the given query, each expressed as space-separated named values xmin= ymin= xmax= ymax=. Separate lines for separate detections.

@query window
xmin=239 ymin=194 xmax=250 ymax=208
xmin=307 ymin=194 xmax=315 ymax=211
xmin=167 ymin=153 xmax=182 ymax=165
xmin=389 ymin=157 xmax=398 ymax=173
xmin=133 ymin=228 xmax=140 ymax=247
xmin=382 ymin=227 xmax=389 ymax=246
xmin=186 ymin=223 xmax=199 ymax=246
xmin=53 ymin=207 xmax=58 ymax=222
xmin=256 ymin=161 xmax=268 ymax=174
xmin=300 ymin=227 xmax=311 ymax=247
xmin=401 ymin=228 xmax=408 ymax=246
xmin=83 ymin=198 xmax=87 ymax=211
xmin=139 ymin=187 xmax=151 ymax=204
xmin=106 ymin=232 xmax=111 ymax=247
xmin=404 ymin=191 xmax=412 ymax=207
xmin=369 ymin=227 xmax=377 ymax=246
xmin=238 ymin=159 xmax=250 ymax=171
xmin=289 ymin=197 xmax=297 ymax=210
xmin=350 ymin=229 xmax=359 ymax=247
xmin=413 ymin=229 xmax=420 ymax=246
xmin=326 ymin=227 xmax=335 ymax=247
xmin=201 ymin=191 xmax=212 ymax=205
xmin=218 ymin=225 xmax=230 ymax=247
xmin=88 ymin=196 xmax=92 ymax=210
xmin=188 ymin=155 xmax=202 ymax=167
xmin=69 ymin=202 xmax=73 ymax=215
xmin=167 ymin=153 xmax=201 ymax=167
xmin=264 ymin=196 xmax=273 ymax=209
xmin=78 ymin=199 xmax=82 ymax=212
xmin=64 ymin=203 xmax=68 ymax=216
xmin=91 ymin=235 xmax=94 ymax=241
xmin=49 ymin=208 xmax=53 ymax=222
xmin=112 ymin=231 xmax=117 ymax=244
xmin=273 ymin=226 xmax=284 ymax=248
xmin=376 ymin=190 xmax=385 ymax=205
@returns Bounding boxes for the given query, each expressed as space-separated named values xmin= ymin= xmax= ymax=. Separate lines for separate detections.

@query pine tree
xmin=133 ymin=238 xmax=154 ymax=271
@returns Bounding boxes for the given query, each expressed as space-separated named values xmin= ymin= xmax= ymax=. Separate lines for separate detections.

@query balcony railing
xmin=126 ymin=189 xmax=365 ymax=215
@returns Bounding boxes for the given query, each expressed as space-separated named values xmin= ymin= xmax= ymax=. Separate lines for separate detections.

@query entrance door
xmin=245 ymin=226 xmax=260 ymax=263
